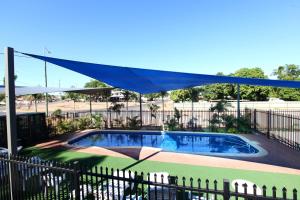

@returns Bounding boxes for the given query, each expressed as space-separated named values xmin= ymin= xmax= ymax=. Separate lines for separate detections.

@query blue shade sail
xmin=23 ymin=53 xmax=300 ymax=94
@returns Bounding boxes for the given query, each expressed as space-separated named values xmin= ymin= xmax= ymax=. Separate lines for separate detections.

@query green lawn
xmin=23 ymin=147 xmax=300 ymax=198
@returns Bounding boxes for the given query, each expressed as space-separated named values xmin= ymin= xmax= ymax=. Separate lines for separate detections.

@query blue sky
xmin=0 ymin=0 xmax=299 ymax=88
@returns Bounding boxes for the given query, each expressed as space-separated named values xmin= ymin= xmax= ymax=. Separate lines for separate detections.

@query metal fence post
xmin=254 ymin=109 xmax=257 ymax=131
xmin=223 ymin=179 xmax=230 ymax=200
xmin=267 ymin=111 xmax=271 ymax=139
xmin=73 ymin=161 xmax=80 ymax=200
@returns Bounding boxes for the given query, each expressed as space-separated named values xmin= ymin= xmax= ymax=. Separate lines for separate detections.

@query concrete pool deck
xmin=35 ymin=129 xmax=300 ymax=175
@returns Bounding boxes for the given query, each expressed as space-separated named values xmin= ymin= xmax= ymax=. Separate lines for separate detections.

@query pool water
xmin=69 ymin=131 xmax=264 ymax=156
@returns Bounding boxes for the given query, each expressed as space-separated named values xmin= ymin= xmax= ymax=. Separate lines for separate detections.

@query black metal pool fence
xmin=0 ymin=155 xmax=297 ymax=200
xmin=48 ymin=109 xmax=300 ymax=151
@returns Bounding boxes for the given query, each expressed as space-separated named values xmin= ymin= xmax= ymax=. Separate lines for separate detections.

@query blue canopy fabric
xmin=23 ymin=52 xmax=300 ymax=94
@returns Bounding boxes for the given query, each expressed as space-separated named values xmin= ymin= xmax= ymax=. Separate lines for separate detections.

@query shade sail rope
xmin=21 ymin=52 xmax=300 ymax=94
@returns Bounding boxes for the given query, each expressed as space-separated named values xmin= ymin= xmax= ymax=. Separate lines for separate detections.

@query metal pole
xmin=191 ymin=100 xmax=194 ymax=129
xmin=5 ymin=47 xmax=17 ymax=200
xmin=5 ymin=47 xmax=17 ymax=154
xmin=162 ymin=94 xmax=165 ymax=123
xmin=89 ymin=94 xmax=92 ymax=115
xmin=139 ymin=93 xmax=142 ymax=127
xmin=34 ymin=98 xmax=37 ymax=112
xmin=44 ymin=59 xmax=48 ymax=116
xmin=237 ymin=84 xmax=240 ymax=119
xmin=44 ymin=48 xmax=50 ymax=117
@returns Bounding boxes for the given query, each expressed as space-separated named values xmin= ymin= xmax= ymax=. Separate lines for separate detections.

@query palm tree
xmin=188 ymin=88 xmax=200 ymax=129
xmin=148 ymin=103 xmax=160 ymax=125
xmin=101 ymin=89 xmax=111 ymax=125
xmin=122 ymin=90 xmax=131 ymax=126
xmin=109 ymin=101 xmax=124 ymax=127
xmin=66 ymin=92 xmax=81 ymax=116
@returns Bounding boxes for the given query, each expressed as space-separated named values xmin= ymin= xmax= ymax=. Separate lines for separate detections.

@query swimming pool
xmin=69 ymin=131 xmax=267 ymax=157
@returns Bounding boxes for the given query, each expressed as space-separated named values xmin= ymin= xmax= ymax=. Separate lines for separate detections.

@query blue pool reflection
xmin=69 ymin=131 xmax=260 ymax=155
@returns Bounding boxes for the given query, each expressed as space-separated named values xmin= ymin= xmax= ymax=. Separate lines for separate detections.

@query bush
xmin=77 ymin=117 xmax=91 ymax=130
xmin=51 ymin=109 xmax=63 ymax=117
xmin=91 ymin=114 xmax=103 ymax=129
xmin=56 ymin=119 xmax=77 ymax=134
xmin=127 ymin=116 xmax=141 ymax=130
xmin=166 ymin=118 xmax=178 ymax=131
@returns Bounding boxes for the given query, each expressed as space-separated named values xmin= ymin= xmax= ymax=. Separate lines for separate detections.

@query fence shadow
xmin=21 ymin=147 xmax=107 ymax=168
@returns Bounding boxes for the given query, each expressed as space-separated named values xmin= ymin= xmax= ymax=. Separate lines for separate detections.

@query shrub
xmin=51 ymin=109 xmax=63 ymax=118
xmin=77 ymin=117 xmax=91 ymax=130
xmin=166 ymin=118 xmax=177 ymax=131
xmin=127 ymin=116 xmax=141 ymax=130
xmin=56 ymin=119 xmax=77 ymax=134
xmin=91 ymin=114 xmax=103 ymax=129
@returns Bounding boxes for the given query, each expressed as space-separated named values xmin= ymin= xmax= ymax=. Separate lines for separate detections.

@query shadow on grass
xmin=122 ymin=150 xmax=161 ymax=171
xmin=20 ymin=147 xmax=107 ymax=168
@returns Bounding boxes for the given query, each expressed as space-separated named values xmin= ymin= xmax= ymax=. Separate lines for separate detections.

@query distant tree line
xmin=170 ymin=64 xmax=300 ymax=102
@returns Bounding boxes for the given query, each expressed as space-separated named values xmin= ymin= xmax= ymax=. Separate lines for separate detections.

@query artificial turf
xmin=22 ymin=147 xmax=300 ymax=198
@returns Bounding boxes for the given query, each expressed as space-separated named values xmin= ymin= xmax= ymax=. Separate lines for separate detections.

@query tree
xmin=272 ymin=64 xmax=300 ymax=101
xmin=170 ymin=90 xmax=190 ymax=102
xmin=109 ymin=99 xmax=124 ymax=127
xmin=144 ymin=93 xmax=161 ymax=101
xmin=231 ymin=68 xmax=271 ymax=101
xmin=84 ymin=79 xmax=107 ymax=88
xmin=201 ymin=69 xmax=271 ymax=101
xmin=201 ymin=72 xmax=233 ymax=101
xmin=121 ymin=90 xmax=137 ymax=125
xmin=273 ymin=64 xmax=300 ymax=80
xmin=148 ymin=103 xmax=160 ymax=125
xmin=84 ymin=79 xmax=108 ymax=102
xmin=202 ymin=83 xmax=233 ymax=100
xmin=65 ymin=92 xmax=81 ymax=114
xmin=187 ymin=88 xmax=200 ymax=128
xmin=27 ymin=94 xmax=44 ymax=112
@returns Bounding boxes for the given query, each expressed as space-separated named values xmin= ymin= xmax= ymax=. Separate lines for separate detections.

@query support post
xmin=5 ymin=47 xmax=17 ymax=154
xmin=44 ymin=60 xmax=48 ymax=117
xmin=237 ymin=84 xmax=240 ymax=119
xmin=162 ymin=94 xmax=165 ymax=123
xmin=191 ymin=100 xmax=194 ymax=129
xmin=139 ymin=93 xmax=142 ymax=127
xmin=223 ymin=179 xmax=230 ymax=200
xmin=5 ymin=47 xmax=17 ymax=200
xmin=72 ymin=161 xmax=80 ymax=200
xmin=254 ymin=109 xmax=257 ymax=130
xmin=35 ymin=99 xmax=37 ymax=112
xmin=267 ymin=110 xmax=271 ymax=139
xmin=34 ymin=94 xmax=37 ymax=112
xmin=89 ymin=94 xmax=92 ymax=116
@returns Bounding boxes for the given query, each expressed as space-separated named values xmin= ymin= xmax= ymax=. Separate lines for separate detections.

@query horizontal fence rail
xmin=0 ymin=155 xmax=297 ymax=200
